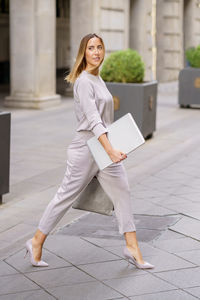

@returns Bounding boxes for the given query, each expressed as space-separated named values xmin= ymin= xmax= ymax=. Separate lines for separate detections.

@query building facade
xmin=0 ymin=0 xmax=200 ymax=108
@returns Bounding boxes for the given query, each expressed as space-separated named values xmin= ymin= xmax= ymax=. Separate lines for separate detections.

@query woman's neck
xmin=85 ymin=67 xmax=99 ymax=76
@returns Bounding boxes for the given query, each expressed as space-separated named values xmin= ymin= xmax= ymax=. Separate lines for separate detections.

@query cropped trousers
xmin=38 ymin=131 xmax=136 ymax=235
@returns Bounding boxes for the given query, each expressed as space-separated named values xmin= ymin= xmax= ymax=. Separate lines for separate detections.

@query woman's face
xmin=85 ymin=37 xmax=104 ymax=69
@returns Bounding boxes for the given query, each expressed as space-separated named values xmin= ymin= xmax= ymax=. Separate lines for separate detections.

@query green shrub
xmin=186 ymin=45 xmax=200 ymax=68
xmin=100 ymin=48 xmax=145 ymax=83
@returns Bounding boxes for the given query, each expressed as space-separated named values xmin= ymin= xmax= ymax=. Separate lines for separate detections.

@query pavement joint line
xmin=0 ymin=220 xmax=23 ymax=231
xmin=149 ymin=269 xmax=196 ymax=292
xmin=2 ymin=245 xmax=28 ymax=263
xmin=104 ymin=272 xmax=179 ymax=298
xmin=172 ymin=253 xmax=199 ymax=267
xmin=135 ymin=212 xmax=180 ymax=217
xmin=150 ymin=268 xmax=200 ymax=298
xmin=0 ymin=289 xmax=50 ymax=299
xmin=74 ymin=267 xmax=131 ymax=299
xmin=1 ymin=260 xmax=63 ymax=299
xmin=41 ymin=239 xmax=126 ymax=269
xmin=39 ymin=254 xmax=130 ymax=299
xmin=181 ymin=289 xmax=200 ymax=300
xmin=38 ymin=246 xmax=73 ymax=266
xmin=132 ymin=288 xmax=199 ymax=300
xmin=0 ymin=233 xmax=35 ymax=260
xmin=74 ymin=258 xmax=125 ymax=267
xmin=153 ymin=265 xmax=200 ymax=275
xmin=79 ymin=236 xmax=120 ymax=250
xmin=177 ymin=213 xmax=200 ymax=223
xmin=169 ymin=228 xmax=200 ymax=242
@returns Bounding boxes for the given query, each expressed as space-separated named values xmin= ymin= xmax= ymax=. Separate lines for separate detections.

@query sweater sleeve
xmin=76 ymin=78 xmax=108 ymax=139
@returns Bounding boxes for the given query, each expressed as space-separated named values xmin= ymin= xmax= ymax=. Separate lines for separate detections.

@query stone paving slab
xmin=165 ymin=203 xmax=200 ymax=220
xmin=143 ymin=252 xmax=195 ymax=273
xmin=0 ymin=290 xmax=56 ymax=300
xmin=152 ymin=229 xmax=186 ymax=241
xmin=0 ymin=261 xmax=18 ymax=276
xmin=58 ymin=213 xmax=180 ymax=243
xmin=169 ymin=216 xmax=200 ymax=241
xmin=0 ymin=274 xmax=40 ymax=296
xmin=102 ymin=274 xmax=176 ymax=297
xmin=131 ymin=188 xmax=169 ymax=199
xmin=184 ymin=287 xmax=200 ymax=298
xmin=153 ymin=169 xmax=193 ymax=183
xmin=175 ymin=249 xmax=200 ymax=266
xmin=25 ymin=166 xmax=66 ymax=186
xmin=0 ymin=223 xmax=36 ymax=244
xmin=77 ymin=259 xmax=147 ymax=281
xmin=10 ymin=160 xmax=63 ymax=186
xmin=152 ymin=237 xmax=200 ymax=253
xmin=129 ymin=290 xmax=198 ymax=299
xmin=130 ymin=200 xmax=176 ymax=216
xmin=81 ymin=236 xmax=126 ymax=247
xmin=103 ymin=243 xmax=164 ymax=258
xmin=133 ymin=215 xmax=180 ymax=231
xmin=81 ymin=237 xmax=164 ymax=257
xmin=2 ymin=182 xmax=58 ymax=205
xmin=151 ymin=195 xmax=191 ymax=206
xmin=47 ymin=281 xmax=125 ymax=300
xmin=5 ymin=248 xmax=71 ymax=273
xmin=44 ymin=235 xmax=121 ymax=265
xmin=155 ymin=267 xmax=200 ymax=289
xmin=183 ymin=191 xmax=200 ymax=202
xmin=26 ymin=266 xmax=96 ymax=289
xmin=0 ymin=240 xmax=10 ymax=250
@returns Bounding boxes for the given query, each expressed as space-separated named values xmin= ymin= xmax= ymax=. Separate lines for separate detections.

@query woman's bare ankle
xmin=32 ymin=229 xmax=47 ymax=248
xmin=32 ymin=237 xmax=42 ymax=248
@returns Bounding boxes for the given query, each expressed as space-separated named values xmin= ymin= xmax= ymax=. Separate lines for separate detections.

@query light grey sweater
xmin=73 ymin=70 xmax=114 ymax=139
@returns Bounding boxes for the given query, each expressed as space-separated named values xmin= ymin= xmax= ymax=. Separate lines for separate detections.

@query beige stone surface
xmin=5 ymin=0 xmax=60 ymax=109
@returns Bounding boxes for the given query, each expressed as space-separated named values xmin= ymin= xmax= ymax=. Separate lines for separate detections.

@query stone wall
xmin=184 ymin=0 xmax=200 ymax=53
xmin=70 ymin=0 xmax=130 ymax=66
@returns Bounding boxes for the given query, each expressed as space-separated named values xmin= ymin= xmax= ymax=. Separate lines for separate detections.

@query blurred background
xmin=0 ymin=0 xmax=200 ymax=108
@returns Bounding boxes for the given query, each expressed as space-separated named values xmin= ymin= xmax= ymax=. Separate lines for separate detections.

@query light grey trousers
xmin=38 ymin=131 xmax=136 ymax=235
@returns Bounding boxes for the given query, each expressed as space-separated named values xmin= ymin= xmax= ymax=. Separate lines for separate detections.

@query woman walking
xmin=25 ymin=33 xmax=154 ymax=269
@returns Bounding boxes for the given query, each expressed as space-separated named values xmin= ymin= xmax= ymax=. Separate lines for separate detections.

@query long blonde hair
xmin=65 ymin=33 xmax=105 ymax=84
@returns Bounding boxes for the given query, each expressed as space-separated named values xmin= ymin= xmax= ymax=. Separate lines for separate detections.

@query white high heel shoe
xmin=123 ymin=246 xmax=154 ymax=269
xmin=24 ymin=239 xmax=49 ymax=267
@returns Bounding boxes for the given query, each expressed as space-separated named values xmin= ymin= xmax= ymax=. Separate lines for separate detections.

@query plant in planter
xmin=179 ymin=45 xmax=200 ymax=108
xmin=186 ymin=46 xmax=200 ymax=68
xmin=101 ymin=49 xmax=157 ymax=139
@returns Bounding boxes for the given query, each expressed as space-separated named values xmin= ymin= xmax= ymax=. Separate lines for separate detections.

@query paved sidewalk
xmin=0 ymin=83 xmax=200 ymax=299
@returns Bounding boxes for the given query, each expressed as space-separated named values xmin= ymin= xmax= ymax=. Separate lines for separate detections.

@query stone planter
xmin=0 ymin=112 xmax=11 ymax=204
xmin=179 ymin=67 xmax=200 ymax=107
xmin=106 ymin=81 xmax=157 ymax=139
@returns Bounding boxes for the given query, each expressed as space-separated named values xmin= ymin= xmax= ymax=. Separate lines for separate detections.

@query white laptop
xmin=87 ymin=113 xmax=145 ymax=170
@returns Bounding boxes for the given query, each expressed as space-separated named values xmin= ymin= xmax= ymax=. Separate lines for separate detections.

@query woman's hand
xmin=107 ymin=149 xmax=127 ymax=163
xmin=98 ymin=133 xmax=127 ymax=163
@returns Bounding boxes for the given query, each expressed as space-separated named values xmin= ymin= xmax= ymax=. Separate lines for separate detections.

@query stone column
xmin=5 ymin=0 xmax=60 ymax=109
xmin=156 ymin=0 xmax=184 ymax=82
xmin=129 ymin=0 xmax=154 ymax=81
xmin=184 ymin=0 xmax=200 ymax=51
